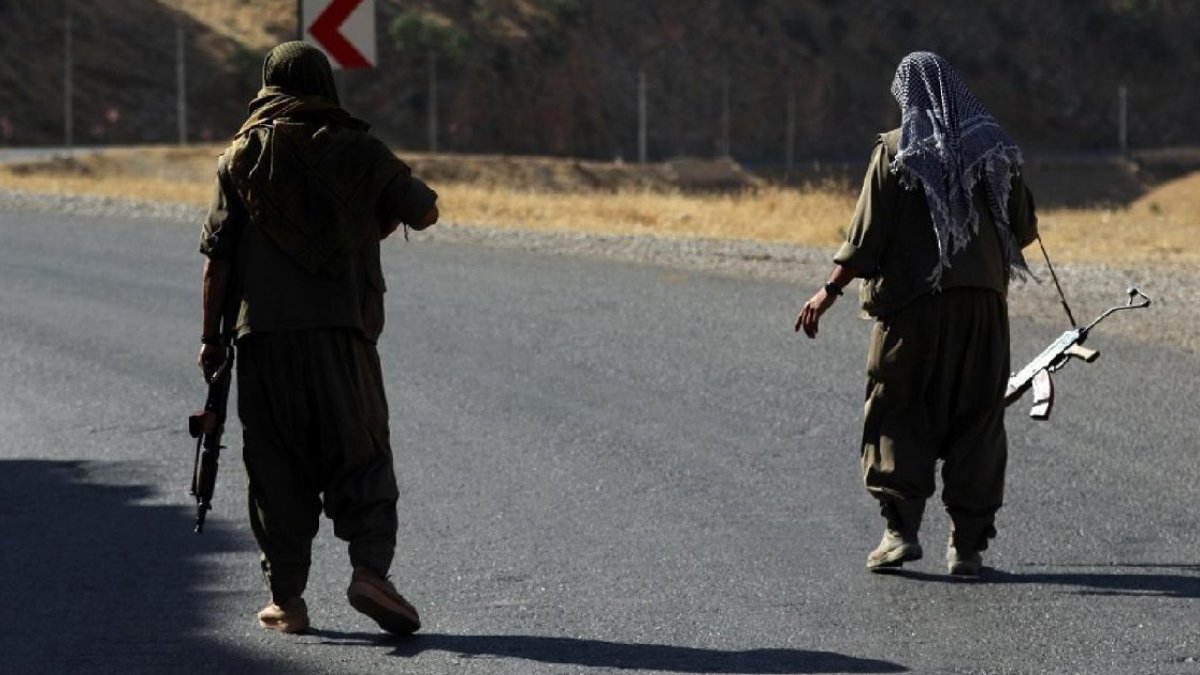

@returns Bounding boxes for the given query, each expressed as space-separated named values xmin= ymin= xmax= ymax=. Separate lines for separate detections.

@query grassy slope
xmin=1 ymin=1 xmax=1195 ymax=266
xmin=0 ymin=0 xmax=290 ymax=146
xmin=4 ymin=1 xmax=1200 ymax=158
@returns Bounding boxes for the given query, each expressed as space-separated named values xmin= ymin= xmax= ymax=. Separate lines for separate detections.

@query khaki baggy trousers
xmin=861 ymin=288 xmax=1009 ymax=550
xmin=237 ymin=328 xmax=399 ymax=601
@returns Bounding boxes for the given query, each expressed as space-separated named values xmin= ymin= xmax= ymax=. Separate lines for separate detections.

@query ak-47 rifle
xmin=1005 ymin=287 xmax=1151 ymax=420
xmin=188 ymin=343 xmax=234 ymax=534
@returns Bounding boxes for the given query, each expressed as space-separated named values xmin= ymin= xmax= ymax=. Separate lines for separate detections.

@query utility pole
xmin=637 ymin=69 xmax=647 ymax=164
xmin=1117 ymin=84 xmax=1128 ymax=156
xmin=428 ymin=49 xmax=439 ymax=153
xmin=64 ymin=0 xmax=73 ymax=148
xmin=176 ymin=16 xmax=187 ymax=145
xmin=719 ymin=72 xmax=730 ymax=158
xmin=785 ymin=89 xmax=796 ymax=171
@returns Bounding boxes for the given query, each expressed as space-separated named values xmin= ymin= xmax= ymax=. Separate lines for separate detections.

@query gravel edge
xmin=1 ymin=187 xmax=1190 ymax=354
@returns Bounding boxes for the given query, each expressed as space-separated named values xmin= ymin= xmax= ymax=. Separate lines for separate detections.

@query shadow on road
xmin=0 ymin=459 xmax=270 ymax=674
xmin=874 ymin=565 xmax=1200 ymax=598
xmin=307 ymin=630 xmax=907 ymax=673
xmin=987 ymin=565 xmax=1200 ymax=598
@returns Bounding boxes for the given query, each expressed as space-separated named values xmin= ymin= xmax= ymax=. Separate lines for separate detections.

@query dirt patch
xmin=1 ymin=146 xmax=766 ymax=193
xmin=6 ymin=156 xmax=96 ymax=178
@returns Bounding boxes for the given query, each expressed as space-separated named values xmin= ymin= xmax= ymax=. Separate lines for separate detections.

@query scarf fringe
xmin=890 ymin=52 xmax=1033 ymax=288
xmin=893 ymin=140 xmax=1031 ymax=288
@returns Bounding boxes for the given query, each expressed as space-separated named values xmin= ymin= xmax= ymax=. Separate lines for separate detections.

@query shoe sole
xmin=866 ymin=544 xmax=923 ymax=572
xmin=947 ymin=563 xmax=982 ymax=577
xmin=348 ymin=583 xmax=421 ymax=635
xmin=258 ymin=616 xmax=310 ymax=634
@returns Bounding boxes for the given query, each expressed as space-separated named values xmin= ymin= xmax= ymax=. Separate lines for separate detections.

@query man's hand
xmin=794 ymin=288 xmax=838 ymax=339
xmin=414 ymin=204 xmax=439 ymax=230
xmin=198 ymin=344 xmax=228 ymax=383
xmin=381 ymin=204 xmax=439 ymax=240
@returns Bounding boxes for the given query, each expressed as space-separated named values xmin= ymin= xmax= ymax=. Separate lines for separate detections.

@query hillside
xmin=0 ymin=0 xmax=291 ymax=146
xmin=2 ymin=1 xmax=1199 ymax=161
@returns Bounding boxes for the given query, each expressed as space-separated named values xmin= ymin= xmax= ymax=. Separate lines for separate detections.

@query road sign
xmin=301 ymin=0 xmax=376 ymax=70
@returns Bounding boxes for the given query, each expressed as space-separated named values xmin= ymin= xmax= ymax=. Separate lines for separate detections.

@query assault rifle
xmin=1005 ymin=287 xmax=1151 ymax=420
xmin=188 ymin=344 xmax=234 ymax=533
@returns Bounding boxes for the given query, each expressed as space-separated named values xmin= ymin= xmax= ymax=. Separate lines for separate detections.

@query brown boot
xmin=866 ymin=528 xmax=923 ymax=571
xmin=257 ymin=597 xmax=310 ymax=634
xmin=347 ymin=568 xmax=421 ymax=635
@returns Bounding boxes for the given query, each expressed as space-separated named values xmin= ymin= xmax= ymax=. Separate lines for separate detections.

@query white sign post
xmin=301 ymin=0 xmax=376 ymax=70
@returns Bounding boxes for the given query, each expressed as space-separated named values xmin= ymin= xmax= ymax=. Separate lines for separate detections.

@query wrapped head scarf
xmin=224 ymin=41 xmax=407 ymax=274
xmin=235 ymin=41 xmax=364 ymax=138
xmin=890 ymin=51 xmax=1030 ymax=285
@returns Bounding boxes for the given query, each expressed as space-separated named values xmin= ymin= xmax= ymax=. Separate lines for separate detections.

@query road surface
xmin=0 ymin=208 xmax=1197 ymax=674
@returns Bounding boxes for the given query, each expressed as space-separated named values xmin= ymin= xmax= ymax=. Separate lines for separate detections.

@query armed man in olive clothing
xmin=795 ymin=52 xmax=1038 ymax=577
xmin=197 ymin=42 xmax=438 ymax=634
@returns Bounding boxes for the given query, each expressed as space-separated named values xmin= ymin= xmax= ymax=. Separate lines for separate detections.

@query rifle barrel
xmin=194 ymin=503 xmax=208 ymax=533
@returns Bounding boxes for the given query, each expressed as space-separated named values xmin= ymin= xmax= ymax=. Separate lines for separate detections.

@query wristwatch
xmin=824 ymin=282 xmax=843 ymax=297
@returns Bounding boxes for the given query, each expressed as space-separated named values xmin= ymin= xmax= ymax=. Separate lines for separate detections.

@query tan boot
xmin=866 ymin=499 xmax=924 ymax=571
xmin=866 ymin=528 xmax=923 ymax=571
xmin=347 ymin=568 xmax=421 ymax=635
xmin=947 ymin=545 xmax=983 ymax=577
xmin=257 ymin=597 xmax=310 ymax=634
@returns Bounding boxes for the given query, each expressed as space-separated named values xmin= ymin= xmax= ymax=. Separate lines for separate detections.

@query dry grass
xmin=0 ymin=167 xmax=852 ymax=246
xmin=2 ymin=148 xmax=1198 ymax=268
xmin=0 ymin=172 xmax=211 ymax=206
xmin=1039 ymin=174 xmax=1200 ymax=266
xmin=443 ymin=184 xmax=854 ymax=245
xmin=0 ymin=146 xmax=218 ymax=205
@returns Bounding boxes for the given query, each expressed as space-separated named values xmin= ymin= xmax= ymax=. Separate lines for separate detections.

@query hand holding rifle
xmin=189 ymin=338 xmax=233 ymax=533
xmin=189 ymin=257 xmax=236 ymax=533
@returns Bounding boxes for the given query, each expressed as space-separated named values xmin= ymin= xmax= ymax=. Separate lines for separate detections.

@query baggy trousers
xmin=860 ymin=288 xmax=1009 ymax=551
xmin=236 ymin=328 xmax=400 ymax=601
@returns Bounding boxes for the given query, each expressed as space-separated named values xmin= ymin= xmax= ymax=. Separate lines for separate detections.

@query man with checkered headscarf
xmin=795 ymin=52 xmax=1039 ymax=577
xmin=197 ymin=41 xmax=438 ymax=634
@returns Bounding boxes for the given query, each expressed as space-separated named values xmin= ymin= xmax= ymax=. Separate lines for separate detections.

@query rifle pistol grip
xmin=1064 ymin=344 xmax=1099 ymax=362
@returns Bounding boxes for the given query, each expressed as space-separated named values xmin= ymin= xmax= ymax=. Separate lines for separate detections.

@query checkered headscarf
xmin=890 ymin=51 xmax=1030 ymax=285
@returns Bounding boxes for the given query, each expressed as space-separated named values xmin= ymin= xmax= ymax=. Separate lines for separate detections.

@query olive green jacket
xmin=835 ymin=129 xmax=1039 ymax=318
xmin=200 ymin=122 xmax=437 ymax=342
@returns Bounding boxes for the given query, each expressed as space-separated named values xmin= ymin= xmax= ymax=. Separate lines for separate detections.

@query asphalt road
xmin=0 ymin=147 xmax=99 ymax=164
xmin=0 ymin=209 xmax=1197 ymax=675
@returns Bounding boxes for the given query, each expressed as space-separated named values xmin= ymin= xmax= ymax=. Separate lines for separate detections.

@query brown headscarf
xmin=235 ymin=41 xmax=366 ymax=139
xmin=226 ymin=42 xmax=407 ymax=275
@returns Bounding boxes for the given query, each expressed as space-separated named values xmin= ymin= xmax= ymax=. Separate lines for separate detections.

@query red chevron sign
xmin=303 ymin=0 xmax=376 ymax=70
